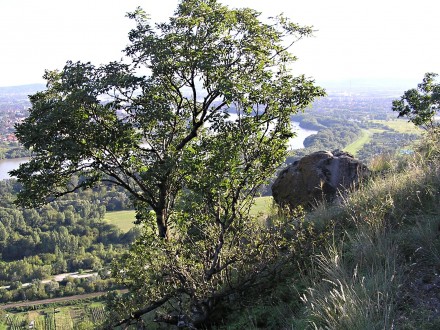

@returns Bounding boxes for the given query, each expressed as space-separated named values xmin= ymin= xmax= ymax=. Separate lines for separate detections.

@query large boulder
xmin=272 ymin=150 xmax=369 ymax=210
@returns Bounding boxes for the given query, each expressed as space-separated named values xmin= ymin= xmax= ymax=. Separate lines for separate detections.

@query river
xmin=0 ymin=122 xmax=316 ymax=180
xmin=0 ymin=157 xmax=28 ymax=180
xmin=288 ymin=121 xmax=317 ymax=150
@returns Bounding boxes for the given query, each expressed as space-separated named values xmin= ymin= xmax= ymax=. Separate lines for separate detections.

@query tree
xmin=12 ymin=0 xmax=324 ymax=327
xmin=392 ymin=72 xmax=440 ymax=130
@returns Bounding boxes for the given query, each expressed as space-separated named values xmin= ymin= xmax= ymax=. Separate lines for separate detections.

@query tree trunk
xmin=156 ymin=208 xmax=169 ymax=239
xmin=156 ymin=179 xmax=172 ymax=239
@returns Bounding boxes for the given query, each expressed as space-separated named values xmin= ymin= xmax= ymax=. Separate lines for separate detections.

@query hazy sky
xmin=1 ymin=0 xmax=439 ymax=87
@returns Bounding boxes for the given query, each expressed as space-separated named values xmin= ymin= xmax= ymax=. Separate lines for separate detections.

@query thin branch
xmin=114 ymin=294 xmax=173 ymax=327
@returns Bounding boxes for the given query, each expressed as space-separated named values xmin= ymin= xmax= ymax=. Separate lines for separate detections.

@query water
xmin=225 ymin=113 xmax=317 ymax=149
xmin=0 ymin=123 xmax=316 ymax=180
xmin=288 ymin=122 xmax=317 ymax=150
xmin=0 ymin=157 xmax=28 ymax=180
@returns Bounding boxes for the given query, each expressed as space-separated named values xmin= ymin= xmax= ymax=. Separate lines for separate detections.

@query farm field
xmin=0 ymin=301 xmax=108 ymax=330
xmin=371 ymin=119 xmax=422 ymax=134
xmin=104 ymin=210 xmax=136 ymax=233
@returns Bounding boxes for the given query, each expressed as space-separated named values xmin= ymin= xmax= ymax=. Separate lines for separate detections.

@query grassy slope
xmin=221 ymin=131 xmax=440 ymax=329
xmin=302 ymin=150 xmax=440 ymax=329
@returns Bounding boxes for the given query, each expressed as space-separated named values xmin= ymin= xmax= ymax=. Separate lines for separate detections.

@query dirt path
xmin=0 ymin=289 xmax=128 ymax=310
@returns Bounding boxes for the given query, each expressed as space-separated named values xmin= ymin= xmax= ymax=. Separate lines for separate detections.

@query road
xmin=0 ymin=289 xmax=128 ymax=310
xmin=0 ymin=271 xmax=99 ymax=290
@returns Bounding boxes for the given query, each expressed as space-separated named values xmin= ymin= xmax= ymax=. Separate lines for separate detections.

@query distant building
xmin=6 ymin=134 xmax=17 ymax=142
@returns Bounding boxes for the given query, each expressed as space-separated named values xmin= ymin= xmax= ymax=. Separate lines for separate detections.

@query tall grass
xmin=301 ymin=228 xmax=398 ymax=330
xmin=299 ymin=130 xmax=440 ymax=329
xmin=196 ymin=131 xmax=439 ymax=329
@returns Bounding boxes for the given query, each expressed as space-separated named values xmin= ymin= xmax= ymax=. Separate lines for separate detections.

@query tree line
xmin=0 ymin=179 xmax=139 ymax=290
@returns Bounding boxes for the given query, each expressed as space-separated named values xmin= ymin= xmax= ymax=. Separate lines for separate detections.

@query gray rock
xmin=272 ymin=150 xmax=369 ymax=210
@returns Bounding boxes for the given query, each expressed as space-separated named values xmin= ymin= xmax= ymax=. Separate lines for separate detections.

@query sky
xmin=0 ymin=0 xmax=439 ymax=88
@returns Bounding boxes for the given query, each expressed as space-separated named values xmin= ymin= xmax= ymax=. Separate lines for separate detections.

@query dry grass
xmin=298 ymin=131 xmax=440 ymax=329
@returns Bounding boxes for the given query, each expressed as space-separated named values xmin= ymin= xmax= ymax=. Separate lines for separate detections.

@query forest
xmin=0 ymin=179 xmax=137 ymax=303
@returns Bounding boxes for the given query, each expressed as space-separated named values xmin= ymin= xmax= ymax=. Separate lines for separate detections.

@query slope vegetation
xmin=219 ymin=129 xmax=440 ymax=329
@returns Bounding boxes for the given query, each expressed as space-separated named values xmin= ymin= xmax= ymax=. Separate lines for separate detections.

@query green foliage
xmin=0 ymin=142 xmax=30 ymax=159
xmin=302 ymin=123 xmax=362 ymax=151
xmin=392 ymin=72 xmax=440 ymax=130
xmin=12 ymin=0 xmax=324 ymax=240
xmin=109 ymin=212 xmax=304 ymax=327
xmin=417 ymin=126 xmax=440 ymax=161
xmin=0 ymin=181 xmax=137 ymax=304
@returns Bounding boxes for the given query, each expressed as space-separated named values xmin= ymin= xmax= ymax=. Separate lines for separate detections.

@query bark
xmin=156 ymin=208 xmax=169 ymax=239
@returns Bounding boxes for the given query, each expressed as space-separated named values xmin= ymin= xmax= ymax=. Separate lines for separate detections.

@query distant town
xmin=0 ymin=84 xmax=44 ymax=143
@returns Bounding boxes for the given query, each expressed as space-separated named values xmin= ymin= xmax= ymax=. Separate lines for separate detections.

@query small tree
xmin=12 ymin=0 xmax=324 ymax=327
xmin=392 ymin=72 xmax=440 ymax=130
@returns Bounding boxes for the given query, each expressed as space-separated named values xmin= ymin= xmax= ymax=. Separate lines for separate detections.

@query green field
xmin=344 ymin=128 xmax=384 ymax=156
xmin=105 ymin=197 xmax=273 ymax=232
xmin=104 ymin=210 xmax=136 ymax=232
xmin=371 ymin=119 xmax=422 ymax=134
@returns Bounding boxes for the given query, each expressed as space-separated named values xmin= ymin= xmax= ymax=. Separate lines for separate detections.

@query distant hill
xmin=0 ymin=83 xmax=45 ymax=96
xmin=320 ymin=78 xmax=419 ymax=97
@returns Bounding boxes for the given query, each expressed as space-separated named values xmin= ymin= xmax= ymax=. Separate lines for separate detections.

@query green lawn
xmin=104 ymin=210 xmax=136 ymax=233
xmin=344 ymin=129 xmax=383 ymax=156
xmin=371 ymin=119 xmax=422 ymax=134
xmin=105 ymin=197 xmax=273 ymax=233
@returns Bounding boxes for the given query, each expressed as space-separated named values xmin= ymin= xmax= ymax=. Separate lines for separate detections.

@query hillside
xmin=0 ymin=93 xmax=434 ymax=329
xmin=213 ymin=129 xmax=440 ymax=329
xmin=0 ymin=81 xmax=435 ymax=328
xmin=0 ymin=84 xmax=45 ymax=95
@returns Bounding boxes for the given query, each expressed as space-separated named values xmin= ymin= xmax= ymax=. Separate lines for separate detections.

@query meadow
xmin=105 ymin=196 xmax=274 ymax=232
xmin=344 ymin=128 xmax=384 ymax=155
xmin=371 ymin=119 xmax=421 ymax=134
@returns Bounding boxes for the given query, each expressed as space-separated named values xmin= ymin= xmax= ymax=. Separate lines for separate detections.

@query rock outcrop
xmin=272 ymin=150 xmax=369 ymax=210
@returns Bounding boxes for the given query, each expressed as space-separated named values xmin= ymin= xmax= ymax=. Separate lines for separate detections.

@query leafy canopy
xmin=392 ymin=72 xmax=440 ymax=130
xmin=13 ymin=0 xmax=323 ymax=239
